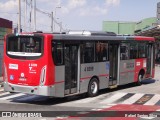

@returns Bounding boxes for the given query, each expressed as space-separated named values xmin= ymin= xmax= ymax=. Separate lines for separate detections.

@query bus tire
xmin=88 ymin=78 xmax=99 ymax=97
xmin=137 ymin=72 xmax=144 ymax=86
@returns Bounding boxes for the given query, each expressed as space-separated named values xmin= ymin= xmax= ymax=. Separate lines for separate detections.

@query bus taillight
xmin=40 ymin=65 xmax=47 ymax=86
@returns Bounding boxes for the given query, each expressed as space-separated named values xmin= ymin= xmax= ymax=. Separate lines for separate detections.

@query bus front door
xmin=64 ymin=45 xmax=78 ymax=95
xmin=109 ymin=44 xmax=119 ymax=87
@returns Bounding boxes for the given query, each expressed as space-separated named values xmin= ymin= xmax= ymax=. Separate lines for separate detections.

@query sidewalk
xmin=155 ymin=65 xmax=160 ymax=80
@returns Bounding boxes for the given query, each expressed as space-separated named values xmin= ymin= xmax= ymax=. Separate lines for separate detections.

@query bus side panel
xmin=45 ymin=35 xmax=54 ymax=86
xmin=134 ymin=58 xmax=146 ymax=82
xmin=54 ymin=66 xmax=65 ymax=97
xmin=80 ymin=62 xmax=109 ymax=93
xmin=119 ymin=60 xmax=135 ymax=85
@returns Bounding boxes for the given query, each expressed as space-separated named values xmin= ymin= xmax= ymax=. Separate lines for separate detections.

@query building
xmin=0 ymin=18 xmax=12 ymax=76
xmin=103 ymin=21 xmax=136 ymax=35
xmin=102 ymin=17 xmax=157 ymax=35
xmin=0 ymin=18 xmax=12 ymax=40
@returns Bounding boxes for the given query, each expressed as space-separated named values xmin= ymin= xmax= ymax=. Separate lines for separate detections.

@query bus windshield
xmin=7 ymin=36 xmax=43 ymax=59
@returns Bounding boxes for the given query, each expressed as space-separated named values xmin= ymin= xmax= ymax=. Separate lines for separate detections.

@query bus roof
xmin=52 ymin=31 xmax=155 ymax=42
xmin=7 ymin=31 xmax=155 ymax=42
xmin=53 ymin=34 xmax=155 ymax=42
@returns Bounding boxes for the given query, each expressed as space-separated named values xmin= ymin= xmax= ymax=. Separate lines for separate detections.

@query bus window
xmin=138 ymin=43 xmax=146 ymax=58
xmin=52 ymin=41 xmax=64 ymax=65
xmin=120 ymin=43 xmax=130 ymax=60
xmin=130 ymin=43 xmax=138 ymax=59
xmin=95 ymin=42 xmax=109 ymax=62
xmin=82 ymin=42 xmax=95 ymax=63
xmin=7 ymin=36 xmax=43 ymax=59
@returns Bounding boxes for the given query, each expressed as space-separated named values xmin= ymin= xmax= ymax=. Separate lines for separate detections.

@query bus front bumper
xmin=3 ymin=82 xmax=56 ymax=96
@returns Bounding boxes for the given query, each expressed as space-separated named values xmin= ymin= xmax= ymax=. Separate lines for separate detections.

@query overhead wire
xmin=22 ymin=0 xmax=63 ymax=31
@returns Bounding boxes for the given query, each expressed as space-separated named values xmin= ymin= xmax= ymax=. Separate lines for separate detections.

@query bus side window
xmin=82 ymin=42 xmax=95 ymax=63
xmin=130 ymin=43 xmax=138 ymax=59
xmin=52 ymin=41 xmax=64 ymax=65
xmin=138 ymin=43 xmax=146 ymax=58
xmin=95 ymin=42 xmax=109 ymax=62
xmin=120 ymin=43 xmax=130 ymax=60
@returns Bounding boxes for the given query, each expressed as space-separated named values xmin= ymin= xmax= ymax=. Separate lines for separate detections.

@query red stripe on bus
xmin=80 ymin=76 xmax=92 ymax=81
xmin=134 ymin=36 xmax=155 ymax=41
xmin=80 ymin=74 xmax=109 ymax=81
xmin=99 ymin=74 xmax=109 ymax=77
xmin=55 ymin=81 xmax=65 ymax=84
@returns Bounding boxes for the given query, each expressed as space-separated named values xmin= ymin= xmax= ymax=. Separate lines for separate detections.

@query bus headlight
xmin=40 ymin=65 xmax=47 ymax=86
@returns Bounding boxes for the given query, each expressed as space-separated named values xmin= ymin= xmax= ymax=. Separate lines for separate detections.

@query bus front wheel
xmin=88 ymin=78 xmax=99 ymax=97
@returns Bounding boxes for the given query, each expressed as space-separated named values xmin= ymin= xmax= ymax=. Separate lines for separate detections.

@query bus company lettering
xmin=9 ymin=64 xmax=18 ymax=70
xmin=28 ymin=63 xmax=37 ymax=74
xmin=84 ymin=66 xmax=94 ymax=72
xmin=136 ymin=62 xmax=141 ymax=66
xmin=19 ymin=73 xmax=26 ymax=81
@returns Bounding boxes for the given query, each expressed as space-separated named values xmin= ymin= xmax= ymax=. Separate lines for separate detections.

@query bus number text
xmin=84 ymin=66 xmax=94 ymax=72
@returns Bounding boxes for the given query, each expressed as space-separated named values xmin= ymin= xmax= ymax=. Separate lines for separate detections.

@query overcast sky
xmin=0 ymin=0 xmax=159 ymax=32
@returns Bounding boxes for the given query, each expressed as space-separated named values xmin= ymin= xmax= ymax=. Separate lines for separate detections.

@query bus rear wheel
xmin=88 ymin=78 xmax=99 ymax=97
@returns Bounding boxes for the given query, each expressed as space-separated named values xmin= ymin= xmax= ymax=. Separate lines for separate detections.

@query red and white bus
xmin=3 ymin=31 xmax=155 ymax=97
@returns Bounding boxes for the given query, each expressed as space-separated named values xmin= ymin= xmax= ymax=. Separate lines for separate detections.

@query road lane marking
xmin=114 ymin=93 xmax=135 ymax=103
xmin=0 ymin=88 xmax=4 ymax=92
xmin=0 ymin=93 xmax=25 ymax=100
xmin=100 ymin=92 xmax=127 ymax=104
xmin=0 ymin=92 xmax=20 ymax=98
xmin=121 ymin=93 xmax=144 ymax=104
xmin=144 ymin=94 xmax=160 ymax=105
xmin=0 ymin=92 xmax=10 ymax=97
xmin=134 ymin=94 xmax=154 ymax=105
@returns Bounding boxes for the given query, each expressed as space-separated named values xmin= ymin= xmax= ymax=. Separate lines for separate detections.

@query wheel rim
xmin=139 ymin=74 xmax=142 ymax=82
xmin=91 ymin=81 xmax=98 ymax=94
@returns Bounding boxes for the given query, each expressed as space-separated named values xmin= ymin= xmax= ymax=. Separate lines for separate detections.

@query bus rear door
xmin=109 ymin=44 xmax=119 ymax=87
xmin=64 ymin=44 xmax=79 ymax=95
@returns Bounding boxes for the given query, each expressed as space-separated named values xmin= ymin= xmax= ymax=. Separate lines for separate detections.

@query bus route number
xmin=84 ymin=66 xmax=94 ymax=72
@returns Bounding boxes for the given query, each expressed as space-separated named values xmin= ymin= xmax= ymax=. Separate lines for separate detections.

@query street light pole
xmin=24 ymin=0 xmax=27 ymax=32
xmin=34 ymin=0 xmax=36 ymax=31
xmin=18 ymin=0 xmax=21 ymax=33
xmin=51 ymin=11 xmax=53 ymax=32
xmin=59 ymin=22 xmax=62 ymax=32
xmin=29 ymin=0 xmax=33 ymax=32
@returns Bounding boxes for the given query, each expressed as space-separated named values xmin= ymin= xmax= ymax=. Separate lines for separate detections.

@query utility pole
xmin=30 ymin=0 xmax=33 ymax=31
xmin=24 ymin=0 xmax=27 ymax=32
xmin=59 ymin=22 xmax=62 ymax=32
xmin=18 ymin=0 xmax=21 ymax=33
xmin=51 ymin=12 xmax=53 ymax=32
xmin=34 ymin=0 xmax=36 ymax=31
